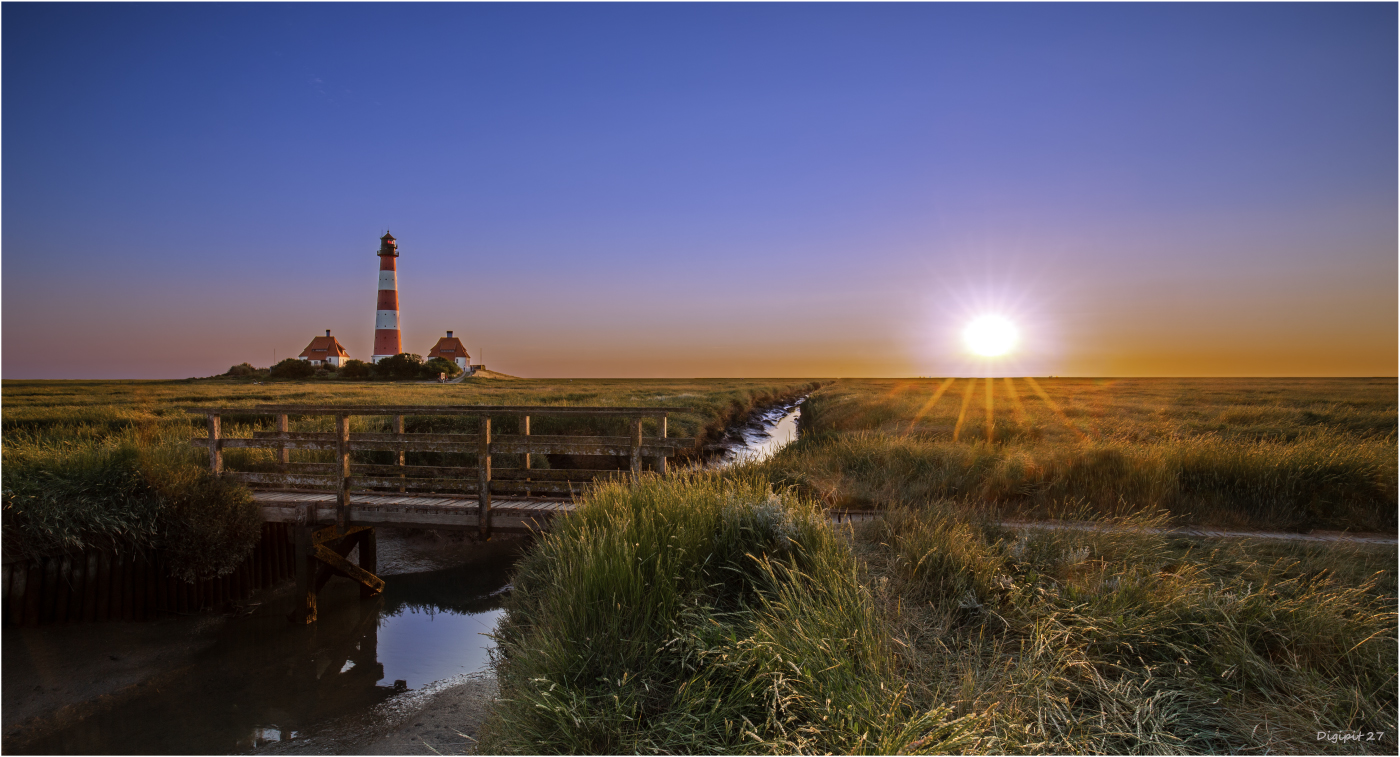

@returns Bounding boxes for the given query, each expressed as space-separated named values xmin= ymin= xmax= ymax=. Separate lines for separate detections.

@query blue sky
xmin=4 ymin=2 xmax=1395 ymax=378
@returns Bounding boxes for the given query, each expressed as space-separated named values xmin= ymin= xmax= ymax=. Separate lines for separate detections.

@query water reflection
xmin=16 ymin=546 xmax=519 ymax=755
xmin=714 ymin=398 xmax=803 ymax=467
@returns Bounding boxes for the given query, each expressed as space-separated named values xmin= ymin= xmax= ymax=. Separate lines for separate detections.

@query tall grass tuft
xmin=2 ymin=422 xmax=260 ymax=578
xmin=482 ymin=473 xmax=978 ymax=754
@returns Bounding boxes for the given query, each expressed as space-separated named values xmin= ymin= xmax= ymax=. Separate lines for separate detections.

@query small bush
xmin=374 ymin=353 xmax=425 ymax=380
xmin=225 ymin=362 xmax=258 ymax=377
xmin=424 ymin=357 xmax=462 ymax=379
xmin=340 ymin=359 xmax=372 ymax=379
xmin=144 ymin=457 xmax=261 ymax=581
xmin=268 ymin=357 xmax=315 ymax=379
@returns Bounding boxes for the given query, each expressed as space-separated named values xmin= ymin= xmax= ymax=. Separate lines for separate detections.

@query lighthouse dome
xmin=378 ymin=231 xmax=399 ymax=256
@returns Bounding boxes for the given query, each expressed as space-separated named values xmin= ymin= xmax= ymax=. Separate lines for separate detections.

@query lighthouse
xmin=371 ymin=231 xmax=402 ymax=363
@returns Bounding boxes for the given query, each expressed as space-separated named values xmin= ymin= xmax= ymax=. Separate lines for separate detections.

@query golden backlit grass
xmin=481 ymin=378 xmax=1396 ymax=754
xmin=863 ymin=504 xmax=1397 ymax=753
xmin=763 ymin=378 xmax=1396 ymax=531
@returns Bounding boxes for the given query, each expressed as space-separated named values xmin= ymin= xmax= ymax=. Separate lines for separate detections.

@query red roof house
xmin=427 ymin=331 xmax=471 ymax=369
xmin=299 ymin=330 xmax=351 ymax=367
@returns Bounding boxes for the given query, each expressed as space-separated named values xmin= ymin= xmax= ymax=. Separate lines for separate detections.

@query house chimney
xmin=326 ymin=330 xmax=331 ymax=337
xmin=446 ymin=331 xmax=453 ymax=338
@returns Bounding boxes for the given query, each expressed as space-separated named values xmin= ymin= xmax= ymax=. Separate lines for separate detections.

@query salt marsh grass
xmin=866 ymin=505 xmax=1397 ymax=753
xmin=1 ymin=378 xmax=817 ymax=566
xmin=767 ymin=378 xmax=1396 ymax=531
xmin=483 ymin=478 xmax=1396 ymax=753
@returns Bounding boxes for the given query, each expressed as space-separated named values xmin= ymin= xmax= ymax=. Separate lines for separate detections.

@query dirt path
xmin=827 ymin=510 xmax=1397 ymax=546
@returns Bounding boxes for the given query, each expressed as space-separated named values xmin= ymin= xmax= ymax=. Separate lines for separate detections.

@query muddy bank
xmin=2 ymin=531 xmax=523 ymax=755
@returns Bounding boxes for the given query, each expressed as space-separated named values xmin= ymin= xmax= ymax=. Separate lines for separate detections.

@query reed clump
xmin=481 ymin=473 xmax=978 ymax=754
xmin=2 ymin=422 xmax=261 ymax=578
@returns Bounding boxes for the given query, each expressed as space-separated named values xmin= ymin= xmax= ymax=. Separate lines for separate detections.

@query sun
xmin=964 ymin=315 xmax=1019 ymax=357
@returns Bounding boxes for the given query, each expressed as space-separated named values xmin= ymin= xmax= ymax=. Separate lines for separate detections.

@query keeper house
xmin=299 ymin=330 xmax=351 ymax=367
xmin=427 ymin=331 xmax=471 ymax=370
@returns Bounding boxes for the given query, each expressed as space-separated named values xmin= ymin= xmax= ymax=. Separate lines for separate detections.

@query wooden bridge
xmin=187 ymin=404 xmax=691 ymax=623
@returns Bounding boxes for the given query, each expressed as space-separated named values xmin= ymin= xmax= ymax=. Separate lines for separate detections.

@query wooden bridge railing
xmin=184 ymin=404 xmax=692 ymax=536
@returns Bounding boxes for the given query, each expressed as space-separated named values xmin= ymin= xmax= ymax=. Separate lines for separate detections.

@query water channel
xmin=3 ymin=401 xmax=803 ymax=755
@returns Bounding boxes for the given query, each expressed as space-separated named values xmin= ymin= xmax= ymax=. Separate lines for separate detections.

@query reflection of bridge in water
xmin=16 ymin=541 xmax=519 ymax=754
xmin=186 ymin=404 xmax=691 ymax=623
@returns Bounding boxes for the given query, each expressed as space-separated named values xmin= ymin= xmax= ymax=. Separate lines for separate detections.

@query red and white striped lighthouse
xmin=371 ymin=231 xmax=402 ymax=363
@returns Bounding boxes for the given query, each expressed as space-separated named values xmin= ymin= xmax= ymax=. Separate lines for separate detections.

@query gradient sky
xmin=3 ymin=2 xmax=1395 ymax=379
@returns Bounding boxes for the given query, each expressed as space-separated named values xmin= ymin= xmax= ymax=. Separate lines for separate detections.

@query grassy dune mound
xmin=482 ymin=474 xmax=975 ymax=754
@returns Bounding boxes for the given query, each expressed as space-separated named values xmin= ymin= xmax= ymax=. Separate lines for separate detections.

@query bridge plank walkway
xmin=251 ymin=490 xmax=574 ymax=533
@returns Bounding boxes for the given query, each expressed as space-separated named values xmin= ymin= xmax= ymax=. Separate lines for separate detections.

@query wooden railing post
xmin=393 ymin=415 xmax=405 ymax=493
xmin=289 ymin=504 xmax=316 ymax=624
xmin=630 ymin=417 xmax=643 ymax=482
xmin=277 ymin=414 xmax=290 ymax=471
xmin=478 ymin=416 xmax=492 ymax=538
xmin=653 ymin=414 xmax=668 ymax=475
xmin=336 ymin=413 xmax=351 ymax=531
xmin=358 ymin=528 xmax=378 ymax=599
xmin=521 ymin=415 xmax=531 ymax=497
xmin=207 ymin=413 xmax=222 ymax=475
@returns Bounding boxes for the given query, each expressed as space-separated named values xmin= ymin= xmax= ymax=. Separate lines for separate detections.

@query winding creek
xmin=3 ymin=401 xmax=804 ymax=755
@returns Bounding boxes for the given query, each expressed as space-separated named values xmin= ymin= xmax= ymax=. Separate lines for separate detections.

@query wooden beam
xmin=521 ymin=415 xmax=531 ymax=498
xmin=274 ymin=462 xmax=623 ymax=482
xmin=198 ymin=435 xmax=691 ymax=456
xmin=630 ymin=417 xmax=642 ymax=482
xmin=358 ymin=528 xmax=378 ymax=599
xmin=260 ymin=505 xmax=556 ymax=532
xmin=311 ymin=529 xmax=363 ymax=593
xmin=288 ymin=506 xmax=316 ymax=624
xmin=312 ymin=524 xmax=372 ymax=546
xmin=180 ymin=404 xmax=689 ymax=416
xmin=654 ymin=414 xmax=667 ymax=475
xmin=478 ymin=416 xmax=491 ymax=538
xmin=312 ymin=544 xmax=385 ymax=594
xmin=336 ymin=413 xmax=351 ymax=530
xmin=207 ymin=414 xmax=222 ymax=475
xmin=228 ymin=471 xmax=589 ymax=495
xmin=392 ymin=414 xmax=405 ymax=493
xmin=277 ymin=414 xmax=290 ymax=469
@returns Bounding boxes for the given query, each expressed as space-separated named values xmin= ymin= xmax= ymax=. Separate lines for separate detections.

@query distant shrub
xmin=375 ymin=353 xmax=425 ymax=380
xmin=269 ymin=358 xmax=315 ymax=379
xmin=225 ymin=362 xmax=258 ymax=377
xmin=424 ymin=357 xmax=462 ymax=379
xmin=340 ymin=359 xmax=372 ymax=379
